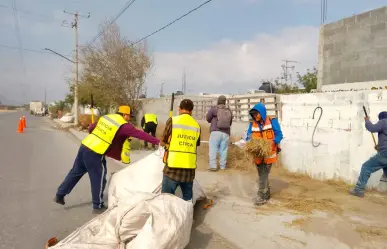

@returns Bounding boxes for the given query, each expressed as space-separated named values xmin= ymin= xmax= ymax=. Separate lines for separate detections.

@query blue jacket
xmin=245 ymin=103 xmax=283 ymax=145
xmin=365 ymin=111 xmax=387 ymax=156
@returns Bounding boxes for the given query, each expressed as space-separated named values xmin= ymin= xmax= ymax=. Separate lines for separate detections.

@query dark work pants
xmin=256 ymin=163 xmax=272 ymax=200
xmin=56 ymin=145 xmax=107 ymax=209
xmin=161 ymin=175 xmax=193 ymax=201
xmin=143 ymin=122 xmax=157 ymax=148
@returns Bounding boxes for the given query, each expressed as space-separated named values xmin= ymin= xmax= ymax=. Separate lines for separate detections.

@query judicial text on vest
xmin=176 ymin=133 xmax=195 ymax=147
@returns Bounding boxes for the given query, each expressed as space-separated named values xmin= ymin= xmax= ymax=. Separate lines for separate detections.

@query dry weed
xmin=244 ymin=138 xmax=272 ymax=158
xmin=355 ymin=226 xmax=387 ymax=240
xmin=284 ymin=217 xmax=311 ymax=228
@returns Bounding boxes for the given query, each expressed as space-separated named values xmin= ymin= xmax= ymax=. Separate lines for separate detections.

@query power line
xmin=82 ymin=0 xmax=137 ymax=52
xmin=131 ymin=0 xmax=214 ymax=46
xmin=0 ymin=4 xmax=58 ymax=21
xmin=0 ymin=44 xmax=50 ymax=54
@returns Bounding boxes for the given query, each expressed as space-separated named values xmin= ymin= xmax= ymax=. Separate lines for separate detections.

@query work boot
xmin=92 ymin=204 xmax=107 ymax=215
xmin=53 ymin=195 xmax=65 ymax=205
xmin=349 ymin=188 xmax=365 ymax=198
xmin=254 ymin=196 xmax=268 ymax=206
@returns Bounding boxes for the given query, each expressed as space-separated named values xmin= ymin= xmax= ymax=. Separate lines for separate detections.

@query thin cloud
xmin=145 ymin=26 xmax=319 ymax=97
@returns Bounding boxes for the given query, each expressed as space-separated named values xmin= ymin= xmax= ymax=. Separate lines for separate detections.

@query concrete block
xmin=324 ymin=19 xmax=344 ymax=30
xmin=367 ymin=92 xmax=383 ymax=101
xmin=323 ymin=43 xmax=334 ymax=51
xmin=371 ymin=6 xmax=387 ymax=19
xmin=332 ymin=120 xmax=352 ymax=130
xmin=339 ymin=106 xmax=359 ymax=120
xmin=305 ymin=118 xmax=333 ymax=129
xmin=290 ymin=118 xmax=305 ymax=127
xmin=343 ymin=15 xmax=356 ymax=26
xmin=371 ymin=22 xmax=386 ymax=33
xmin=356 ymin=11 xmax=371 ymax=23
xmin=330 ymin=61 xmax=341 ymax=71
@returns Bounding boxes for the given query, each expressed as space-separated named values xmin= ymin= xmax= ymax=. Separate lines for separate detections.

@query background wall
xmin=317 ymin=6 xmax=387 ymax=90
xmin=280 ymin=91 xmax=387 ymax=188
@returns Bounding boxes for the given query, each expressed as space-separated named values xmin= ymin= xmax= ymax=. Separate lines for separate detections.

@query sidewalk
xmin=66 ymin=126 xmax=387 ymax=249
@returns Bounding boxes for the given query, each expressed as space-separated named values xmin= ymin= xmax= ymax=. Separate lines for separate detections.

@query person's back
xmin=206 ymin=95 xmax=233 ymax=171
xmin=161 ymin=99 xmax=201 ymax=202
xmin=141 ymin=113 xmax=158 ymax=150
xmin=374 ymin=112 xmax=387 ymax=156
xmin=350 ymin=111 xmax=387 ymax=198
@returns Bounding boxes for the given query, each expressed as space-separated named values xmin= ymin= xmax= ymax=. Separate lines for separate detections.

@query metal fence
xmin=192 ymin=94 xmax=280 ymax=122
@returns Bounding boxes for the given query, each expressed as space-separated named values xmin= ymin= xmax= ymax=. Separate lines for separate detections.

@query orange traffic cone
xmin=17 ymin=117 xmax=24 ymax=133
xmin=22 ymin=116 xmax=27 ymax=128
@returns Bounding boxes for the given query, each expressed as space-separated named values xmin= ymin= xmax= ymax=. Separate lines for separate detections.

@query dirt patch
xmin=284 ymin=217 xmax=311 ymax=228
xmin=355 ymin=226 xmax=387 ymax=240
xmin=156 ymin=122 xmax=387 ymax=244
xmin=278 ymin=235 xmax=307 ymax=246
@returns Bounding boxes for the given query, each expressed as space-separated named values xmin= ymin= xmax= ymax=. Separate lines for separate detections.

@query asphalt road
xmin=0 ymin=111 xmax=237 ymax=249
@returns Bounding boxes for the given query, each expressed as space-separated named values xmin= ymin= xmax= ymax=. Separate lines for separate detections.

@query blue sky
xmin=0 ymin=0 xmax=386 ymax=104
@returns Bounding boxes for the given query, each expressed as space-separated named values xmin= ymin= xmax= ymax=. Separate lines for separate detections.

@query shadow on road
xmin=64 ymin=201 xmax=93 ymax=210
xmin=185 ymin=200 xmax=216 ymax=249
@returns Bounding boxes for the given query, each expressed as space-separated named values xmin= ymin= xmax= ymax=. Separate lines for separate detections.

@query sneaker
xmin=92 ymin=204 xmax=107 ymax=214
xmin=209 ymin=168 xmax=218 ymax=172
xmin=381 ymin=174 xmax=387 ymax=183
xmin=53 ymin=195 xmax=65 ymax=205
xmin=348 ymin=188 xmax=365 ymax=198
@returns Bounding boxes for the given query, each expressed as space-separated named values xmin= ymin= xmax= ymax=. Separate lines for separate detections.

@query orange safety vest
xmin=251 ymin=117 xmax=278 ymax=165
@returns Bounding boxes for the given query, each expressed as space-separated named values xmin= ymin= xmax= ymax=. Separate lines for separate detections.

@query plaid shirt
xmin=162 ymin=117 xmax=201 ymax=183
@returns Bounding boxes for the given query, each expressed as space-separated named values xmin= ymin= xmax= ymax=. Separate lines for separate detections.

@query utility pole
xmin=182 ymin=69 xmax=187 ymax=94
xmin=281 ymin=60 xmax=297 ymax=85
xmin=44 ymin=87 xmax=47 ymax=105
xmin=160 ymin=82 xmax=164 ymax=97
xmin=62 ymin=10 xmax=90 ymax=125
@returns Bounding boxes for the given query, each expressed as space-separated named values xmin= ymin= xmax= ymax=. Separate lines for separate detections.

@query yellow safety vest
xmin=121 ymin=138 xmax=131 ymax=164
xmin=164 ymin=114 xmax=200 ymax=169
xmin=143 ymin=113 xmax=158 ymax=128
xmin=82 ymin=114 xmax=127 ymax=155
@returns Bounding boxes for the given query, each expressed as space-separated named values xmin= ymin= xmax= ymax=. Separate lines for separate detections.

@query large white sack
xmin=51 ymin=191 xmax=193 ymax=249
xmin=59 ymin=113 xmax=74 ymax=123
xmin=108 ymin=147 xmax=206 ymax=208
xmin=51 ymin=148 xmax=207 ymax=249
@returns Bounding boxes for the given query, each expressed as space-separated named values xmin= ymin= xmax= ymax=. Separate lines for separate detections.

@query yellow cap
xmin=118 ymin=105 xmax=131 ymax=115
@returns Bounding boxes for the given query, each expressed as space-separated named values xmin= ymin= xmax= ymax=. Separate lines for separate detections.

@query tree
xmin=297 ymin=67 xmax=317 ymax=93
xmin=75 ymin=22 xmax=151 ymax=113
xmin=273 ymin=78 xmax=300 ymax=94
xmin=259 ymin=80 xmax=277 ymax=93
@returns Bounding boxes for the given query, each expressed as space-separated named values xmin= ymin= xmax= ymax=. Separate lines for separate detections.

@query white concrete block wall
xmin=280 ymin=90 xmax=387 ymax=189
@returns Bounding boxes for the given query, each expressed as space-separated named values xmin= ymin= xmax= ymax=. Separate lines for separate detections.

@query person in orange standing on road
xmin=244 ymin=103 xmax=283 ymax=206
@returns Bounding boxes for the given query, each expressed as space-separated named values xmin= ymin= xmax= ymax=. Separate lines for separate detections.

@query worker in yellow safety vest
xmin=54 ymin=105 xmax=161 ymax=214
xmin=141 ymin=113 xmax=158 ymax=150
xmin=161 ymin=99 xmax=201 ymax=202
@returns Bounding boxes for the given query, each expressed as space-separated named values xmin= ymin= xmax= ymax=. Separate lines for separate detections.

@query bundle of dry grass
xmin=244 ymin=138 xmax=272 ymax=159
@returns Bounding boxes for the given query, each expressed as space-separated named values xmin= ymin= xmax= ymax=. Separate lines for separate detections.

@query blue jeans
xmin=209 ymin=131 xmax=230 ymax=169
xmin=161 ymin=175 xmax=193 ymax=201
xmin=57 ymin=145 xmax=107 ymax=209
xmin=355 ymin=153 xmax=387 ymax=192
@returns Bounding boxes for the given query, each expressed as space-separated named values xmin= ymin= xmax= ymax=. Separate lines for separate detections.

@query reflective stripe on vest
xmin=81 ymin=114 xmax=127 ymax=154
xmin=251 ymin=117 xmax=278 ymax=164
xmin=144 ymin=113 xmax=158 ymax=124
xmin=164 ymin=114 xmax=200 ymax=169
xmin=121 ymin=138 xmax=131 ymax=164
